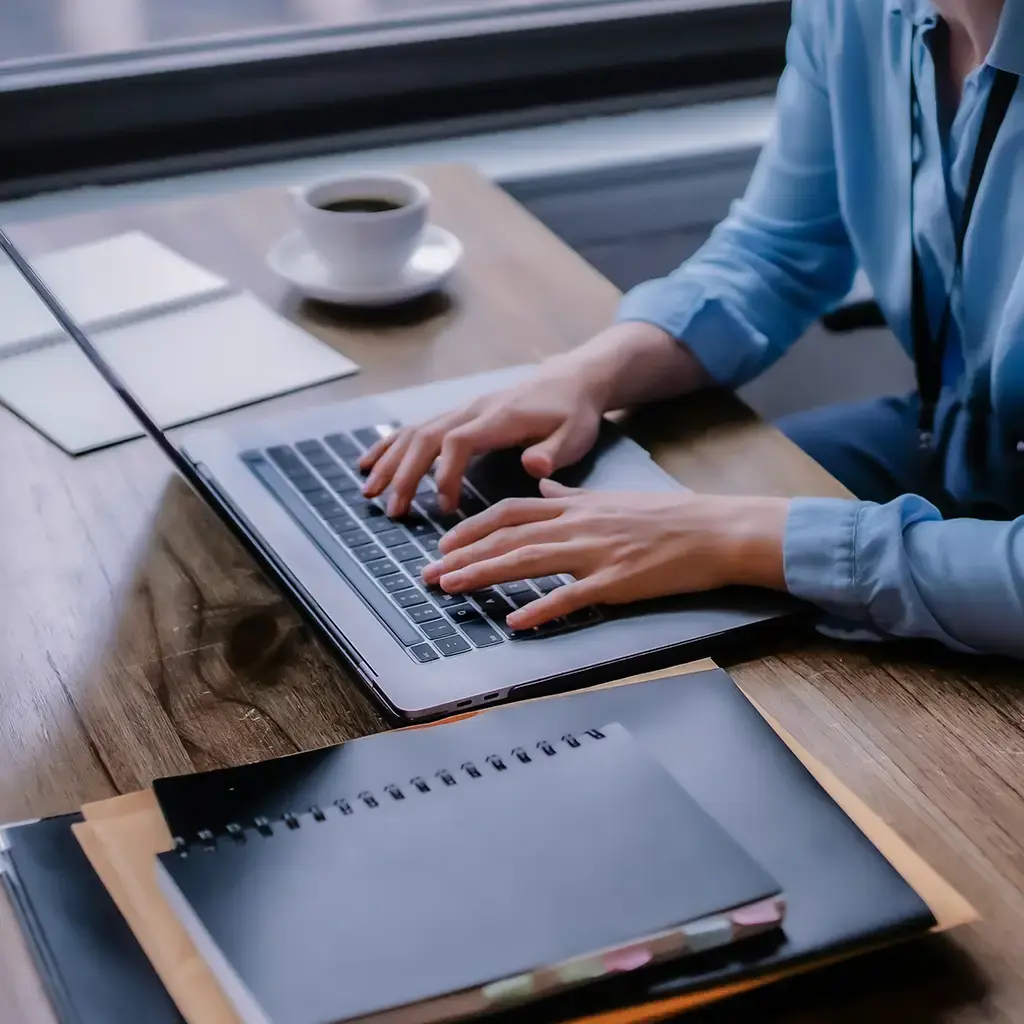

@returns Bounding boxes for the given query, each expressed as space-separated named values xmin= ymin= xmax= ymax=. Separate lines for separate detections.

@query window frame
xmin=0 ymin=0 xmax=789 ymax=198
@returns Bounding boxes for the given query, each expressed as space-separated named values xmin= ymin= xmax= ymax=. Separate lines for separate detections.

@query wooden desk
xmin=1 ymin=165 xmax=1022 ymax=1024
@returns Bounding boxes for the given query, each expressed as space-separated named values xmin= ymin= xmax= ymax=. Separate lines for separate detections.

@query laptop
xmin=0 ymin=228 xmax=799 ymax=720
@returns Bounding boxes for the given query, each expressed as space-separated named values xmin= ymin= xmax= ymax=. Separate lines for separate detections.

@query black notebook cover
xmin=154 ymin=669 xmax=935 ymax=1016
xmin=0 ymin=813 xmax=183 ymax=1024
xmin=157 ymin=723 xmax=780 ymax=1024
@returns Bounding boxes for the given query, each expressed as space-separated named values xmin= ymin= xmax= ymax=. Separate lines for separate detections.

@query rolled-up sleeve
xmin=617 ymin=0 xmax=857 ymax=387
xmin=784 ymin=497 xmax=1024 ymax=659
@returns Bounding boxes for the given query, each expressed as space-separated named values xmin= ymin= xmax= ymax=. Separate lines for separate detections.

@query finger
xmin=438 ymin=497 xmax=565 ymax=555
xmin=423 ymin=522 xmax=567 ymax=584
xmin=358 ymin=431 xmax=399 ymax=472
xmin=521 ymin=415 xmax=599 ymax=478
xmin=506 ymin=576 xmax=603 ymax=629
xmin=438 ymin=544 xmax=574 ymax=594
xmin=385 ymin=411 xmax=474 ymax=515
xmin=434 ymin=413 xmax=522 ymax=512
xmin=361 ymin=430 xmax=414 ymax=497
xmin=538 ymin=478 xmax=580 ymax=499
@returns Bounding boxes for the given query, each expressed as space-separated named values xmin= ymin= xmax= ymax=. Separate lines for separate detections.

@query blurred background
xmin=0 ymin=0 xmax=912 ymax=418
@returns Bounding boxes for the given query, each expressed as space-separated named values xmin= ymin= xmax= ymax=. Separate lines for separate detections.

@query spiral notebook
xmin=156 ymin=722 xmax=782 ymax=1024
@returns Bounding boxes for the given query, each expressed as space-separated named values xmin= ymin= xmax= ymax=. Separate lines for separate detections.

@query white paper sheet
xmin=0 ymin=293 xmax=359 ymax=454
xmin=0 ymin=232 xmax=232 ymax=357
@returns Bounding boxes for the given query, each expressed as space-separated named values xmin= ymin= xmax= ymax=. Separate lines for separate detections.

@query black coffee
xmin=318 ymin=198 xmax=403 ymax=214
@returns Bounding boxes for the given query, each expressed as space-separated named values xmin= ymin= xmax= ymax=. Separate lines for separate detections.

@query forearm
xmin=555 ymin=322 xmax=714 ymax=413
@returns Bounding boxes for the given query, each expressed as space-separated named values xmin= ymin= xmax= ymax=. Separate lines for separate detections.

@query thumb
xmin=521 ymin=416 xmax=596 ymax=478
xmin=539 ymin=478 xmax=580 ymax=499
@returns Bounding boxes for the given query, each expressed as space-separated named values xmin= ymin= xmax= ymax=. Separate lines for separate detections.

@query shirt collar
xmin=990 ymin=1 xmax=1024 ymax=76
xmin=893 ymin=0 xmax=1024 ymax=76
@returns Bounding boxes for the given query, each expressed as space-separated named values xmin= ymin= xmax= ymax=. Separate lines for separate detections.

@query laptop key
xmin=471 ymin=590 xmax=514 ymax=619
xmin=363 ymin=516 xmax=395 ymax=534
xmin=434 ymin=634 xmax=472 ymax=657
xmin=460 ymin=619 xmax=504 ymax=648
xmin=533 ymin=576 xmax=565 ymax=594
xmin=337 ymin=527 xmax=372 ymax=548
xmin=353 ymin=424 xmax=398 ymax=449
xmin=394 ymin=589 xmax=428 ymax=609
xmin=311 ymin=498 xmax=344 ymax=519
xmin=419 ymin=535 xmax=442 ymax=555
xmin=292 ymin=475 xmax=324 ymax=493
xmin=305 ymin=453 xmax=337 ymax=472
xmin=421 ymin=619 xmax=457 ymax=640
xmin=404 ymin=556 xmax=430 ymax=576
xmin=296 ymin=440 xmax=334 ymax=466
xmin=392 ymin=544 xmax=423 ymax=563
xmin=459 ymin=489 xmax=488 ymax=517
xmin=352 ymin=503 xmax=391 ymax=524
xmin=326 ymin=475 xmax=361 ymax=496
xmin=414 ymin=494 xmax=461 ymax=531
xmin=407 ymin=604 xmax=442 ymax=625
xmin=365 ymin=559 xmax=400 ymax=578
xmin=446 ymin=606 xmax=484 ymax=626
xmin=324 ymin=433 xmax=360 ymax=459
xmin=403 ymin=518 xmax=439 ymax=539
xmin=410 ymin=643 xmax=440 ymax=664
xmin=499 ymin=580 xmax=534 ymax=597
xmin=566 ymin=608 xmax=601 ymax=627
xmin=509 ymin=591 xmax=540 ymax=609
xmin=380 ymin=573 xmax=416 ymax=594
xmin=352 ymin=543 xmax=384 ymax=563
xmin=267 ymin=445 xmax=304 ymax=470
xmin=429 ymin=590 xmax=467 ymax=609
xmin=324 ymin=509 xmax=355 ymax=528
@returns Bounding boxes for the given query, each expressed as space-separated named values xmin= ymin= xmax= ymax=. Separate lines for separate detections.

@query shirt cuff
xmin=783 ymin=497 xmax=870 ymax=620
xmin=616 ymin=278 xmax=769 ymax=387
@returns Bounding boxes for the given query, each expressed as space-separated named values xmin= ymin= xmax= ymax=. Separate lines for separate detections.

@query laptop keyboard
xmin=240 ymin=425 xmax=601 ymax=663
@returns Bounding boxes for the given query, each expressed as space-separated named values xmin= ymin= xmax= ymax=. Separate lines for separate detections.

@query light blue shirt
xmin=618 ymin=0 xmax=1024 ymax=658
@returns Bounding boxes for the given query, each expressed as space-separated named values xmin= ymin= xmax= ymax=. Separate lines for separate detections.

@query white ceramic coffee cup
xmin=293 ymin=174 xmax=430 ymax=286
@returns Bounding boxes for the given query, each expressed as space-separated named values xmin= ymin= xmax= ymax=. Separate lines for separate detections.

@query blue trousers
xmin=776 ymin=395 xmax=932 ymax=506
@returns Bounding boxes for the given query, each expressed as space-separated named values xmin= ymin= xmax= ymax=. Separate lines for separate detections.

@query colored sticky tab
xmin=682 ymin=916 xmax=733 ymax=952
xmin=730 ymin=897 xmax=785 ymax=929
xmin=603 ymin=947 xmax=653 ymax=973
xmin=482 ymin=974 xmax=534 ymax=1003
xmin=556 ymin=958 xmax=607 ymax=984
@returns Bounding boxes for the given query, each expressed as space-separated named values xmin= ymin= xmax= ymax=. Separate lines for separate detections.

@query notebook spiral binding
xmin=171 ymin=729 xmax=608 ymax=856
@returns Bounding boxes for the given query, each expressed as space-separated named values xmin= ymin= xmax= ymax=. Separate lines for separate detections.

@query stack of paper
xmin=0 ymin=232 xmax=359 ymax=454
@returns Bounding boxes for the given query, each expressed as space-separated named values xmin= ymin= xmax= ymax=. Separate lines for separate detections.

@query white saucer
xmin=267 ymin=224 xmax=462 ymax=307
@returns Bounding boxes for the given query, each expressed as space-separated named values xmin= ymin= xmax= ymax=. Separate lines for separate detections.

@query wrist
xmin=714 ymin=497 xmax=790 ymax=591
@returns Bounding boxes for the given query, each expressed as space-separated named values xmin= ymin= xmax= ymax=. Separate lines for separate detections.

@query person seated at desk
xmin=362 ymin=0 xmax=1024 ymax=660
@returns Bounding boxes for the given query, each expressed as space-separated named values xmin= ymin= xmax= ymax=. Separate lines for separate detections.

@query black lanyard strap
xmin=909 ymin=38 xmax=1019 ymax=449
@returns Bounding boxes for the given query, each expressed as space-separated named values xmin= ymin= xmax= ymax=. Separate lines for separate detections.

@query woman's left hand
xmin=421 ymin=480 xmax=791 ymax=630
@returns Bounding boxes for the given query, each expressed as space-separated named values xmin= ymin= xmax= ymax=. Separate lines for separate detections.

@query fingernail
xmin=421 ymin=561 xmax=442 ymax=582
xmin=440 ymin=571 xmax=463 ymax=591
xmin=386 ymin=497 xmax=399 ymax=517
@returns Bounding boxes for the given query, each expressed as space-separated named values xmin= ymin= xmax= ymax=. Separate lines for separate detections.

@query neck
xmin=932 ymin=0 xmax=1005 ymax=68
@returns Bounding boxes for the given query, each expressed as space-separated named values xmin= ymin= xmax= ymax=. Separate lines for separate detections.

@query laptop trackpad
xmin=465 ymin=419 xmax=684 ymax=501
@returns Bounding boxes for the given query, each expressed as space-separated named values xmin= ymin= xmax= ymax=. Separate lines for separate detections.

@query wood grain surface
xmin=1 ymin=165 xmax=1022 ymax=1023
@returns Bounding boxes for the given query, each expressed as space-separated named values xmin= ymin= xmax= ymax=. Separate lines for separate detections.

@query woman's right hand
xmin=359 ymin=355 xmax=607 ymax=518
